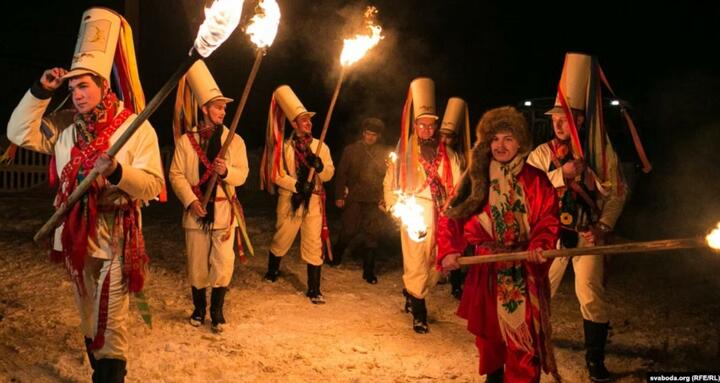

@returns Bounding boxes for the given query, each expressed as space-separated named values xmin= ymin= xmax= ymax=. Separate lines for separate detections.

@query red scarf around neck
xmin=54 ymin=92 xmax=136 ymax=293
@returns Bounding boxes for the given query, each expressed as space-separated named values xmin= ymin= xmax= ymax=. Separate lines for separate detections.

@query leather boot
xmin=362 ymin=248 xmax=378 ymax=284
xmin=584 ymin=319 xmax=611 ymax=382
xmin=264 ymin=252 xmax=281 ymax=282
xmin=92 ymin=358 xmax=127 ymax=383
xmin=410 ymin=295 xmax=428 ymax=334
xmin=329 ymin=241 xmax=346 ymax=266
xmin=306 ymin=264 xmax=325 ymax=304
xmin=210 ymin=287 xmax=228 ymax=333
xmin=189 ymin=287 xmax=206 ymax=326
xmin=402 ymin=289 xmax=412 ymax=314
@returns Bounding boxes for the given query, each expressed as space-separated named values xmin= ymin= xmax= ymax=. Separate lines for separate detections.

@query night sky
xmin=2 ymin=1 xmax=720 ymax=236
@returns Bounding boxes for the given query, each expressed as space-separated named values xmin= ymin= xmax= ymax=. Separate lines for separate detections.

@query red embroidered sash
xmin=55 ymin=108 xmax=132 ymax=294
xmin=186 ymin=132 xmax=215 ymax=199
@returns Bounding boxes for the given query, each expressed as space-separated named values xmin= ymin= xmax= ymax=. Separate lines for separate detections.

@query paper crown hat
xmin=546 ymin=52 xmax=593 ymax=115
xmin=440 ymin=97 xmax=467 ymax=134
xmin=273 ymin=85 xmax=316 ymax=121
xmin=62 ymin=7 xmax=123 ymax=81
xmin=409 ymin=77 xmax=438 ymax=120
xmin=186 ymin=60 xmax=233 ymax=106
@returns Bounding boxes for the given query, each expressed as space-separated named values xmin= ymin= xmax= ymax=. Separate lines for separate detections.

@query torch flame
xmin=246 ymin=0 xmax=281 ymax=49
xmin=339 ymin=6 xmax=384 ymax=67
xmin=388 ymin=151 xmax=397 ymax=163
xmin=706 ymin=222 xmax=720 ymax=250
xmin=390 ymin=191 xmax=427 ymax=242
xmin=194 ymin=0 xmax=245 ymax=57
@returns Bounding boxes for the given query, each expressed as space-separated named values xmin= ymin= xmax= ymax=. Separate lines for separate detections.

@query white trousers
xmin=74 ymin=256 xmax=129 ymax=360
xmin=185 ymin=228 xmax=236 ymax=288
xmin=549 ymin=236 xmax=609 ymax=323
xmin=269 ymin=194 xmax=324 ymax=266
xmin=400 ymin=198 xmax=437 ymax=299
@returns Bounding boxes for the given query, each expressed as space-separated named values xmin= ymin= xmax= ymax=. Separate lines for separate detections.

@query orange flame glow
xmin=246 ymin=0 xmax=281 ymax=49
xmin=706 ymin=222 xmax=720 ymax=250
xmin=390 ymin=191 xmax=427 ymax=242
xmin=339 ymin=6 xmax=384 ymax=67
xmin=194 ymin=0 xmax=244 ymax=57
xmin=388 ymin=151 xmax=397 ymax=163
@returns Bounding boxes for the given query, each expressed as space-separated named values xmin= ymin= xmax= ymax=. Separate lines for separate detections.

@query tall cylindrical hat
xmin=440 ymin=97 xmax=467 ymax=134
xmin=409 ymin=77 xmax=437 ymax=120
xmin=545 ymin=52 xmax=592 ymax=114
xmin=62 ymin=7 xmax=122 ymax=81
xmin=186 ymin=60 xmax=233 ymax=106
xmin=273 ymin=85 xmax=316 ymax=121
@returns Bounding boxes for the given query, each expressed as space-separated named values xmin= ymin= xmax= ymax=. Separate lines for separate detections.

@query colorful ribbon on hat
xmin=112 ymin=16 xmax=168 ymax=203
xmin=260 ymin=95 xmax=286 ymax=194
xmin=172 ymin=75 xmax=198 ymax=141
xmin=395 ymin=86 xmax=424 ymax=192
xmin=584 ymin=58 xmax=626 ymax=197
xmin=598 ymin=66 xmax=652 ymax=173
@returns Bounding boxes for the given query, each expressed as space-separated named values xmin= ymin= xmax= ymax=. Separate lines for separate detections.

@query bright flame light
xmin=194 ymin=0 xmax=244 ymax=57
xmin=246 ymin=0 xmax=281 ymax=49
xmin=388 ymin=151 xmax=397 ymax=163
xmin=390 ymin=192 xmax=427 ymax=242
xmin=339 ymin=6 xmax=384 ymax=67
xmin=706 ymin=222 xmax=720 ymax=250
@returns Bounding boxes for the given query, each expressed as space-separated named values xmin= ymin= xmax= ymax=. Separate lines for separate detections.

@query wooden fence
xmin=0 ymin=146 xmax=50 ymax=192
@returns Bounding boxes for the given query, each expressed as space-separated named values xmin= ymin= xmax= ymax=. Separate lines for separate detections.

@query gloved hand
xmin=306 ymin=153 xmax=324 ymax=173
xmin=295 ymin=180 xmax=314 ymax=195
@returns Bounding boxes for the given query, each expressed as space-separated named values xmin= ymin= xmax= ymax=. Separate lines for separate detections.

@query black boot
xmin=409 ymin=295 xmax=428 ymax=334
xmin=584 ymin=319 xmax=611 ymax=382
xmin=485 ymin=367 xmax=504 ymax=383
xmin=306 ymin=264 xmax=325 ymax=304
xmin=210 ymin=287 xmax=228 ymax=333
xmin=92 ymin=358 xmax=127 ymax=383
xmin=189 ymin=287 xmax=206 ymax=327
xmin=329 ymin=241 xmax=346 ymax=266
xmin=449 ymin=269 xmax=463 ymax=300
xmin=264 ymin=252 xmax=281 ymax=282
xmin=362 ymin=248 xmax=378 ymax=284
xmin=402 ymin=289 xmax=412 ymax=314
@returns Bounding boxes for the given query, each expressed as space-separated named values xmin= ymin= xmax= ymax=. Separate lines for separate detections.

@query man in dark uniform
xmin=332 ymin=117 xmax=390 ymax=284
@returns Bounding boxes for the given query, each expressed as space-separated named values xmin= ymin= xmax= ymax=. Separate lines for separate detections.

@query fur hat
xmin=444 ymin=106 xmax=530 ymax=219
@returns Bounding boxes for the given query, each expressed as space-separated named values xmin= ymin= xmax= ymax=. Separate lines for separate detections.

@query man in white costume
xmin=7 ymin=7 xmax=163 ymax=381
xmin=169 ymin=60 xmax=249 ymax=333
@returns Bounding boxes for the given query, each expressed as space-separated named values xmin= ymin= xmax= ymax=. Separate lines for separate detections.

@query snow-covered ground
xmin=1 ymin=190 xmax=718 ymax=383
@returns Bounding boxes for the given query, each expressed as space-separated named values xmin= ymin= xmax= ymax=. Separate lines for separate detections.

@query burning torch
xmin=386 ymin=151 xmax=428 ymax=243
xmin=457 ymin=223 xmax=720 ymax=266
xmin=200 ymin=0 xmax=281 ymax=211
xmin=34 ymin=0 xmax=245 ymax=242
xmin=304 ymin=6 xmax=384 ymax=184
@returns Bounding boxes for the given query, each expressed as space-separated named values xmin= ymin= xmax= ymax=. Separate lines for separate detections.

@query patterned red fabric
xmin=91 ymin=268 xmax=112 ymax=350
xmin=54 ymin=92 xmax=131 ymax=293
xmin=436 ymin=164 xmax=559 ymax=377
xmin=186 ymin=132 xmax=215 ymax=199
